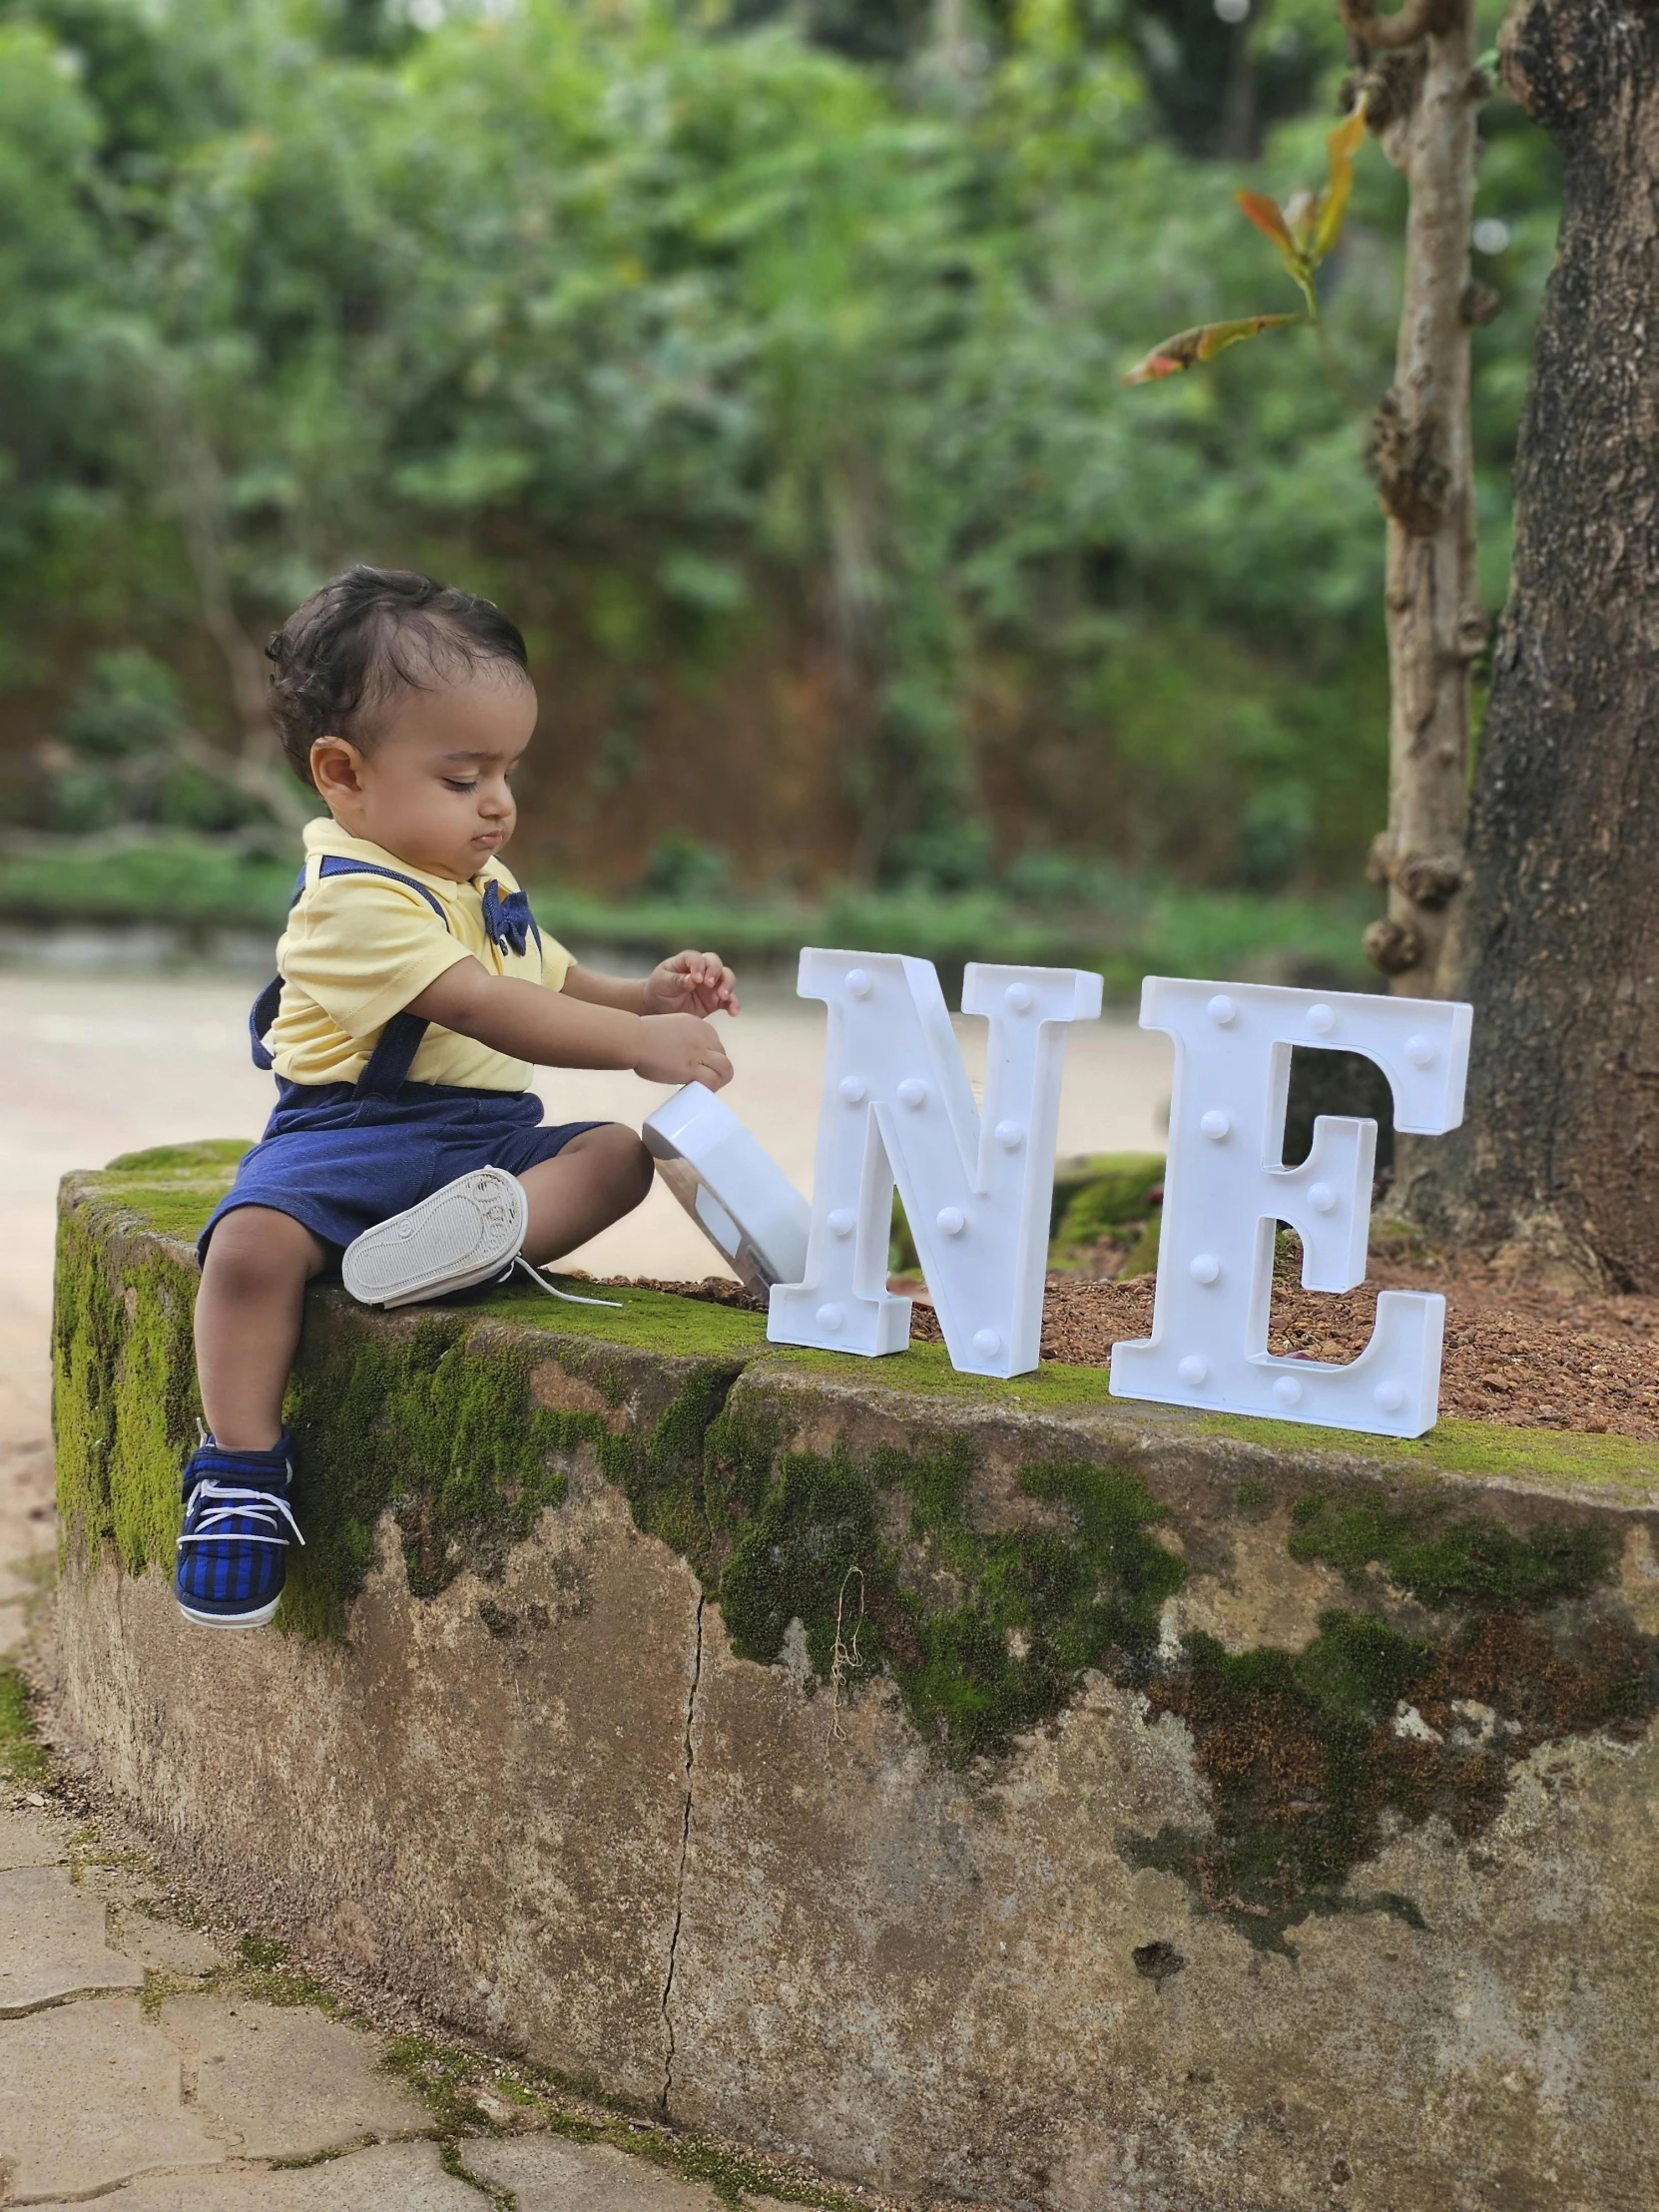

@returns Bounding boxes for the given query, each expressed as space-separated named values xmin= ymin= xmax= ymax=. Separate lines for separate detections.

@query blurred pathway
xmin=0 ymin=964 xmax=1171 ymax=1492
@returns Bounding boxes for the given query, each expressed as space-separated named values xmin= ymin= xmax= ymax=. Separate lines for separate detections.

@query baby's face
xmin=311 ymin=667 xmax=538 ymax=880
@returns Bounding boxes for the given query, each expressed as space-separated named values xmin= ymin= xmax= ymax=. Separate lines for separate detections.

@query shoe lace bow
xmin=178 ymin=1479 xmax=305 ymax=1549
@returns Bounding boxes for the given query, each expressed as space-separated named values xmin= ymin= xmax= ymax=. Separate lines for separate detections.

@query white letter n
xmin=769 ymin=950 xmax=1102 ymax=1378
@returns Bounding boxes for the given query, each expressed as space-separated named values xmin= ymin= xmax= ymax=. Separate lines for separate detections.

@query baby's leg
xmin=196 ymin=1207 xmax=328 ymax=1450
xmin=519 ymin=1125 xmax=654 ymax=1265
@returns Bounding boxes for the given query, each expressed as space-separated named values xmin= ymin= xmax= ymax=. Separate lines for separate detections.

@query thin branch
xmin=1338 ymin=0 xmax=1437 ymax=48
xmin=825 ymin=1566 xmax=865 ymax=1750
xmin=173 ymin=726 xmax=313 ymax=836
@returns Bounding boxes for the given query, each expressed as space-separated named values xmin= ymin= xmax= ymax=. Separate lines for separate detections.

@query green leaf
xmin=1311 ymin=104 xmax=1370 ymax=268
xmin=1121 ymin=314 xmax=1301 ymax=385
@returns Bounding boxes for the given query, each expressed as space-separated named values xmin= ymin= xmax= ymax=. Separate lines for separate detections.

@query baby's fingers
xmin=693 ymin=951 xmax=739 ymax=1013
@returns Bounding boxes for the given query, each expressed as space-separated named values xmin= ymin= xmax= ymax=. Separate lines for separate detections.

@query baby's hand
xmin=635 ymin=1012 xmax=734 ymax=1092
xmin=644 ymin=949 xmax=739 ymax=1018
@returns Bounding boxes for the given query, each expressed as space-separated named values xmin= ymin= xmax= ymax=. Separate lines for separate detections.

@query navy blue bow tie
xmin=481 ymin=880 xmax=536 ymax=957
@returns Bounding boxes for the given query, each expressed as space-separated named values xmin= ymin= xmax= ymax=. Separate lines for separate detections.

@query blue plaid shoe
xmin=175 ymin=1427 xmax=303 ymax=1628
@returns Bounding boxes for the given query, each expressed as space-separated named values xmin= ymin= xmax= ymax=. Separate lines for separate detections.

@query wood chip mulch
xmin=909 ymin=1254 xmax=1659 ymax=1441
xmin=610 ymin=1257 xmax=1659 ymax=1442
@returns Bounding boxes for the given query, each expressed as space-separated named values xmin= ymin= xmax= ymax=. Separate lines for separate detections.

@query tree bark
xmin=1394 ymin=0 xmax=1659 ymax=1282
xmin=1350 ymin=0 xmax=1483 ymax=998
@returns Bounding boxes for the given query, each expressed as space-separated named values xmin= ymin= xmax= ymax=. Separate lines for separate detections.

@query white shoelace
xmin=512 ymin=1256 xmax=623 ymax=1309
xmin=178 ymin=1479 xmax=305 ymax=1548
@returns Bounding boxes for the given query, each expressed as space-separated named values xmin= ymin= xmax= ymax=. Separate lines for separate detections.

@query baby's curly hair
xmin=266 ymin=566 xmax=530 ymax=788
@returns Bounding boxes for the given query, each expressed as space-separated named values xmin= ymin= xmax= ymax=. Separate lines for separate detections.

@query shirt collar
xmin=301 ymin=817 xmax=514 ymax=894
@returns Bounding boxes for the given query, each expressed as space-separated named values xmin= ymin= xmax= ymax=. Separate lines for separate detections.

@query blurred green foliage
xmin=0 ymin=825 xmax=1374 ymax=992
xmin=0 ymin=0 xmax=1558 ymax=901
xmin=38 ymin=649 xmax=273 ymax=833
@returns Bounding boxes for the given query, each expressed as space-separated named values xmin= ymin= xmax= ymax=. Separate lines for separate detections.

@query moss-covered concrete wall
xmin=52 ymin=1145 xmax=1659 ymax=2211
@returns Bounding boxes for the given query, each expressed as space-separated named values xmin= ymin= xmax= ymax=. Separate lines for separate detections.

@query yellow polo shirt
xmin=269 ymin=820 xmax=573 ymax=1091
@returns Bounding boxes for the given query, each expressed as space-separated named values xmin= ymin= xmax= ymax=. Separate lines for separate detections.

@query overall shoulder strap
xmin=250 ymin=855 xmax=451 ymax=1087
xmin=313 ymin=856 xmax=452 ymax=1096
xmin=247 ymin=866 xmax=311 ymax=1069
xmin=353 ymin=1010 xmax=433 ymax=1098
xmin=316 ymin=852 xmax=450 ymax=921
xmin=249 ymin=978 xmax=283 ymax=1071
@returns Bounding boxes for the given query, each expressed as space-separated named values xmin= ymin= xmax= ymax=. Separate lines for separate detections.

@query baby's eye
xmin=442 ymin=778 xmax=478 ymax=794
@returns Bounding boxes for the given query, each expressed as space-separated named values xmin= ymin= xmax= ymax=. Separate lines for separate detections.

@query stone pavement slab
xmin=464 ymin=2135 xmax=773 ymax=2211
xmin=0 ymin=1861 xmax=144 ymax=2014
xmin=86 ymin=2139 xmax=484 ymax=2209
xmin=159 ymin=1994 xmax=429 ymax=2160
xmin=0 ymin=1992 xmax=226 ymax=2198
xmin=0 ymin=1805 xmax=65 ymax=1872
xmin=108 ymin=1903 xmax=228 ymax=1976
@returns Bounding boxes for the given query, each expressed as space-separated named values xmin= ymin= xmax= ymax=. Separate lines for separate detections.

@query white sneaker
xmin=342 ymin=1168 xmax=528 ymax=1309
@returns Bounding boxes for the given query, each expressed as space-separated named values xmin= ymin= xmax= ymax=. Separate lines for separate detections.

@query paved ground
xmin=0 ymin=955 xmax=1168 ymax=2208
xmin=0 ymin=1753 xmax=878 ymax=2208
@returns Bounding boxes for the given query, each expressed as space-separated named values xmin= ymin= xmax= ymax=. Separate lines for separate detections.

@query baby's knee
xmin=201 ymin=1209 xmax=317 ymax=1301
xmin=564 ymin=1123 xmax=653 ymax=1210
xmin=598 ymin=1125 xmax=654 ymax=1208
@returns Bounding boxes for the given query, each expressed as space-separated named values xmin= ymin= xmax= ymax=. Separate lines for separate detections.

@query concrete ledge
xmin=52 ymin=1145 xmax=1659 ymax=2210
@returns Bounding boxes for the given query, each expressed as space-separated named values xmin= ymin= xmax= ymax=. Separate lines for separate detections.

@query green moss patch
xmin=1289 ymin=1489 xmax=1618 ymax=1608
xmin=282 ymin=1306 xmax=578 ymax=1637
xmin=468 ymin=1273 xmax=771 ymax=1361
xmin=53 ymin=1202 xmax=201 ymax=1574
xmin=1195 ymin=1410 xmax=1659 ymax=1495
xmin=282 ymin=1302 xmax=742 ymax=1636
xmin=0 ymin=1664 xmax=49 ymax=1786
xmin=378 ymin=2032 xmax=862 ymax=2209
xmin=1117 ymin=1472 xmax=1647 ymax=1944
xmin=759 ymin=1339 xmax=1127 ymax=1411
xmin=104 ymin=1140 xmax=255 ymax=1178
xmin=706 ymin=1407 xmax=1186 ymax=1763
xmin=1126 ymin=1602 xmax=1656 ymax=1950
xmin=90 ymin=1140 xmax=252 ymax=1244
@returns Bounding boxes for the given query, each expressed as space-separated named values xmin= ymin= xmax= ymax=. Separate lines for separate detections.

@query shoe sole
xmin=342 ymin=1167 xmax=528 ymax=1309
xmin=176 ymin=1595 xmax=282 ymax=1629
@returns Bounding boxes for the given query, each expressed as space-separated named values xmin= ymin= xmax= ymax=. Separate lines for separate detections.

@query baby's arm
xmin=565 ymin=950 xmax=739 ymax=1020
xmin=407 ymin=954 xmax=734 ymax=1089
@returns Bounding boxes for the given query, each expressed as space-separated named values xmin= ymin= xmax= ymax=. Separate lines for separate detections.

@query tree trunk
xmin=931 ymin=0 xmax=969 ymax=83
xmin=1394 ymin=0 xmax=1659 ymax=1282
xmin=1221 ymin=19 xmax=1260 ymax=163
xmin=1352 ymin=0 xmax=1483 ymax=999
xmin=161 ymin=400 xmax=314 ymax=834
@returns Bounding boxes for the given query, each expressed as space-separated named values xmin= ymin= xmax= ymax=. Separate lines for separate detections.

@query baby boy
xmin=178 ymin=565 xmax=736 ymax=1627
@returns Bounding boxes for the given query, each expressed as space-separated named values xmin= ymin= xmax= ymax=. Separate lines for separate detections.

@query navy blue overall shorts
xmin=198 ymin=856 xmax=601 ymax=1263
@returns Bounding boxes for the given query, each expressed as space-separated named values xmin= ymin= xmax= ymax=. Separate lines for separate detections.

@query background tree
xmin=1122 ymin=0 xmax=1488 ymax=1000
xmin=1343 ymin=0 xmax=1486 ymax=1002
xmin=1396 ymin=0 xmax=1659 ymax=1283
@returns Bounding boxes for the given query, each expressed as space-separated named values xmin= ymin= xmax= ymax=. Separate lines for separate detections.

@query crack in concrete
xmin=22 ymin=2134 xmax=440 ymax=2206
xmin=0 ymin=1979 xmax=143 ymax=2020
xmin=658 ymin=1590 xmax=704 ymax=2114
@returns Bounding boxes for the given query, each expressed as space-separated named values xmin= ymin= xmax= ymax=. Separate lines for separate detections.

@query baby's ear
xmin=309 ymin=735 xmax=364 ymax=799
